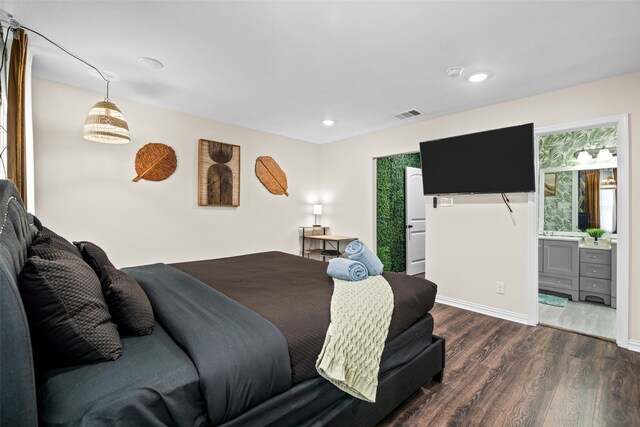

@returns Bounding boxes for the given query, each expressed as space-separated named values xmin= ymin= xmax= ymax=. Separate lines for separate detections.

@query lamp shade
xmin=597 ymin=147 xmax=613 ymax=161
xmin=576 ymin=150 xmax=592 ymax=163
xmin=313 ymin=204 xmax=323 ymax=215
xmin=83 ymin=100 xmax=130 ymax=144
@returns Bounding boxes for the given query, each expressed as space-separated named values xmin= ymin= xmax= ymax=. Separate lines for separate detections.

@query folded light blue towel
xmin=327 ymin=258 xmax=368 ymax=281
xmin=345 ymin=240 xmax=384 ymax=276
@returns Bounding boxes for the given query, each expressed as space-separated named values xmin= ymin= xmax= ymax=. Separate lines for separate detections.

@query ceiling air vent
xmin=394 ymin=109 xmax=422 ymax=120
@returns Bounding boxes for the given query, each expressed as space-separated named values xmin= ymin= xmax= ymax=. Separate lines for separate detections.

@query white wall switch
xmin=496 ymin=281 xmax=505 ymax=294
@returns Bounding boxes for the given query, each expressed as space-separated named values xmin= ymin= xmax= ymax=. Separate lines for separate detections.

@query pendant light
xmin=9 ymin=19 xmax=130 ymax=144
xmin=83 ymin=80 xmax=130 ymax=144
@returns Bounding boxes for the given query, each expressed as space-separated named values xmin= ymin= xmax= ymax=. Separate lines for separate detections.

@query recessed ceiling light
xmin=322 ymin=119 xmax=335 ymax=127
xmin=468 ymin=72 xmax=489 ymax=83
xmin=138 ymin=57 xmax=164 ymax=70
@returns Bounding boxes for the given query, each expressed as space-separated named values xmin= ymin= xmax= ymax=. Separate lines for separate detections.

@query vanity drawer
xmin=580 ymin=277 xmax=611 ymax=295
xmin=580 ymin=262 xmax=611 ymax=280
xmin=580 ymin=291 xmax=611 ymax=306
xmin=539 ymin=274 xmax=578 ymax=292
xmin=580 ymin=248 xmax=611 ymax=265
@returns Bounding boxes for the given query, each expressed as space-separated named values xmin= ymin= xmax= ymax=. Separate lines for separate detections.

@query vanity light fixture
xmin=576 ymin=150 xmax=592 ymax=163
xmin=597 ymin=147 xmax=613 ymax=161
xmin=322 ymin=119 xmax=335 ymax=127
xmin=575 ymin=147 xmax=617 ymax=163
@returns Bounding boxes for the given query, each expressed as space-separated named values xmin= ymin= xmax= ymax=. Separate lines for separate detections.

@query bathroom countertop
xmin=579 ymin=244 xmax=612 ymax=251
xmin=538 ymin=235 xmax=616 ymax=250
xmin=538 ymin=235 xmax=582 ymax=242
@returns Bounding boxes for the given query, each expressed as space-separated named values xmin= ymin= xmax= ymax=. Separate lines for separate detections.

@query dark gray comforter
xmin=38 ymin=322 xmax=207 ymax=427
xmin=125 ymin=263 xmax=292 ymax=425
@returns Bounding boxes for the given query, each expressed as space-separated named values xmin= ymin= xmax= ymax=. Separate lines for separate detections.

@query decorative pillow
xmin=29 ymin=227 xmax=83 ymax=260
xmin=74 ymin=241 xmax=115 ymax=281
xmin=18 ymin=249 xmax=122 ymax=365
xmin=100 ymin=266 xmax=154 ymax=336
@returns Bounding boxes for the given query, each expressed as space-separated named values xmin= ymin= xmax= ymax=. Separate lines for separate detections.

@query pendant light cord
xmin=7 ymin=22 xmax=111 ymax=98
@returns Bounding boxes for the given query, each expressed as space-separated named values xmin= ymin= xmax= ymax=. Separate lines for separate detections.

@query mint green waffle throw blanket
xmin=315 ymin=275 xmax=394 ymax=402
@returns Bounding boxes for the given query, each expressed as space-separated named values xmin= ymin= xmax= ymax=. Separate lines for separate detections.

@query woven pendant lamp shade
xmin=83 ymin=100 xmax=130 ymax=144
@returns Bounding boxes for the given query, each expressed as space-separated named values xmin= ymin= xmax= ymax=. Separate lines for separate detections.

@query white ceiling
xmin=4 ymin=1 xmax=640 ymax=144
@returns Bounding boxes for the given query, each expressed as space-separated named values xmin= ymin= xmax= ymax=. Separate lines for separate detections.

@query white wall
xmin=33 ymin=72 xmax=640 ymax=343
xmin=320 ymin=72 xmax=640 ymax=340
xmin=32 ymin=78 xmax=321 ymax=267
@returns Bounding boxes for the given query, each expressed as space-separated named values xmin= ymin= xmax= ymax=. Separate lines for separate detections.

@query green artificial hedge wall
xmin=376 ymin=153 xmax=421 ymax=272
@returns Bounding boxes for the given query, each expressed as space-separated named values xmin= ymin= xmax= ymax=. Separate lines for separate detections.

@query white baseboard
xmin=628 ymin=340 xmax=640 ymax=353
xmin=435 ymin=295 xmax=529 ymax=325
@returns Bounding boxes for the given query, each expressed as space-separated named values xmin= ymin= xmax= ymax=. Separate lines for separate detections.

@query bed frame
xmin=0 ymin=179 xmax=444 ymax=426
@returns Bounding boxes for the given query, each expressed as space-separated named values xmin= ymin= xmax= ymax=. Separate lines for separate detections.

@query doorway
xmin=532 ymin=115 xmax=629 ymax=346
xmin=375 ymin=153 xmax=423 ymax=274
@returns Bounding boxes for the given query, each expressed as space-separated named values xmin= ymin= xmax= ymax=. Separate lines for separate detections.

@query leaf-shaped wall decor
xmin=255 ymin=156 xmax=288 ymax=196
xmin=133 ymin=143 xmax=177 ymax=182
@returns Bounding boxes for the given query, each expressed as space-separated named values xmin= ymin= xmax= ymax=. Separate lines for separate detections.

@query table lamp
xmin=313 ymin=204 xmax=323 ymax=227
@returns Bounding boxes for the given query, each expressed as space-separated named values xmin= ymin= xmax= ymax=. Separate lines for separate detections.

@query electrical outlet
xmin=440 ymin=197 xmax=454 ymax=207
xmin=496 ymin=281 xmax=505 ymax=294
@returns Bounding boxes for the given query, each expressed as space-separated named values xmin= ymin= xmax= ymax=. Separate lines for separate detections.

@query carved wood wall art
xmin=198 ymin=139 xmax=240 ymax=206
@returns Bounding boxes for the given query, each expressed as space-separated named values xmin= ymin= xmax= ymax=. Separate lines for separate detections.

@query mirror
xmin=540 ymin=166 xmax=617 ymax=234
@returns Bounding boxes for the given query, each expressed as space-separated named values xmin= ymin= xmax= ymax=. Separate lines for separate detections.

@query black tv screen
xmin=419 ymin=123 xmax=535 ymax=195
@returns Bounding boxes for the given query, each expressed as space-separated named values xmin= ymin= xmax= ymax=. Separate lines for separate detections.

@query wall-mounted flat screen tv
xmin=419 ymin=123 xmax=535 ymax=195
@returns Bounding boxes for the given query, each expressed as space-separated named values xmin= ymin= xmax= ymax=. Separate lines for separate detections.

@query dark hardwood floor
xmin=380 ymin=303 xmax=640 ymax=426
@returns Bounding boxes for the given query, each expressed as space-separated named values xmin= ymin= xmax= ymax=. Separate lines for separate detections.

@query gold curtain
xmin=584 ymin=169 xmax=600 ymax=228
xmin=7 ymin=29 xmax=28 ymax=206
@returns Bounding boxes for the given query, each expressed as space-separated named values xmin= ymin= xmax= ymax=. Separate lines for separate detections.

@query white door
xmin=405 ymin=167 xmax=426 ymax=275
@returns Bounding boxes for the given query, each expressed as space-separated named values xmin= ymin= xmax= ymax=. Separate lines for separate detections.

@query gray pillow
xmin=18 ymin=249 xmax=122 ymax=365
xmin=29 ymin=227 xmax=83 ymax=260
xmin=101 ymin=266 xmax=154 ymax=336
xmin=74 ymin=241 xmax=115 ymax=285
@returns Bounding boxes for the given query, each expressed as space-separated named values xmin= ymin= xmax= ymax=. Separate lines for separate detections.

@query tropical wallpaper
xmin=376 ymin=153 xmax=421 ymax=272
xmin=539 ymin=126 xmax=617 ymax=169
xmin=539 ymin=126 xmax=617 ymax=231
xmin=543 ymin=171 xmax=573 ymax=231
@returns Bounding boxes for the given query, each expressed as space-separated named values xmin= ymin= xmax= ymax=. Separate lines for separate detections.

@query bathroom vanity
xmin=539 ymin=237 xmax=580 ymax=301
xmin=538 ymin=236 xmax=616 ymax=306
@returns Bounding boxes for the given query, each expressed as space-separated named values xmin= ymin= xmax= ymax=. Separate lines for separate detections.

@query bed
xmin=0 ymin=179 xmax=444 ymax=426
